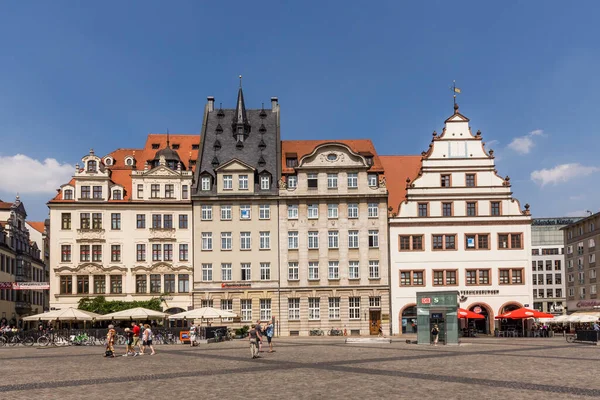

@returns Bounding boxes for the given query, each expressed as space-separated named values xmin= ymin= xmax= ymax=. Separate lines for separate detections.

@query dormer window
xmin=260 ymin=175 xmax=270 ymax=190
xmin=125 ymin=157 xmax=134 ymax=166
xmin=365 ymin=156 xmax=373 ymax=166
xmin=201 ymin=176 xmax=211 ymax=191
xmin=237 ymin=127 xmax=244 ymax=142
xmin=64 ymin=189 xmax=73 ymax=200
xmin=172 ymin=144 xmax=180 ymax=150
xmin=192 ymin=144 xmax=199 ymax=150
xmin=152 ymin=143 xmax=160 ymax=149
xmin=112 ymin=190 xmax=122 ymax=200
xmin=286 ymin=157 xmax=298 ymax=168
xmin=104 ymin=157 xmax=113 ymax=166
xmin=87 ymin=160 xmax=97 ymax=172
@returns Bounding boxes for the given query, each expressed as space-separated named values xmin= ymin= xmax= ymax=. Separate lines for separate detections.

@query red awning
xmin=495 ymin=307 xmax=554 ymax=319
xmin=458 ymin=308 xmax=485 ymax=319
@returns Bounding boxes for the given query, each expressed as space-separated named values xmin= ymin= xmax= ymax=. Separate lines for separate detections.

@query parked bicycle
xmin=566 ymin=334 xmax=575 ymax=343
xmin=309 ymin=329 xmax=324 ymax=336
xmin=328 ymin=328 xmax=343 ymax=336
xmin=7 ymin=334 xmax=35 ymax=346
xmin=37 ymin=333 xmax=70 ymax=346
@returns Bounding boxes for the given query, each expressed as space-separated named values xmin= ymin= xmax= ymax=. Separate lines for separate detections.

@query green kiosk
xmin=416 ymin=291 xmax=459 ymax=345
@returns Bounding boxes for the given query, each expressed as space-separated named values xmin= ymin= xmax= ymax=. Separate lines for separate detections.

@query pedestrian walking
xmin=104 ymin=325 xmax=116 ymax=358
xmin=142 ymin=324 xmax=156 ymax=355
xmin=189 ymin=323 xmax=197 ymax=347
xmin=132 ymin=322 xmax=142 ymax=355
xmin=255 ymin=320 xmax=263 ymax=352
xmin=265 ymin=320 xmax=274 ymax=353
xmin=123 ymin=328 xmax=134 ymax=356
xmin=248 ymin=325 xmax=262 ymax=359
xmin=431 ymin=324 xmax=439 ymax=346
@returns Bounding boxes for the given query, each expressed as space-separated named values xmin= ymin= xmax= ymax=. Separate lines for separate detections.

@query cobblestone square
xmin=0 ymin=336 xmax=598 ymax=399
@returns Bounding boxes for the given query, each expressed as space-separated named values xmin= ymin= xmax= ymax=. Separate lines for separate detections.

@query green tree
xmin=78 ymin=296 xmax=163 ymax=315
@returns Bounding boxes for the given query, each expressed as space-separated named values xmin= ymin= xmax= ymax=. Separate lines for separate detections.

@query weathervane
xmin=450 ymin=80 xmax=461 ymax=107
xmin=239 ymin=74 xmax=242 ymax=88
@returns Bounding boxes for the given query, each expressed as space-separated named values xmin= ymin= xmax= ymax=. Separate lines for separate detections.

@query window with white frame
xmin=288 ymin=298 xmax=300 ymax=320
xmin=241 ymin=263 xmax=251 ymax=281
xmin=349 ymin=297 xmax=360 ymax=319
xmin=327 ymin=204 xmax=338 ymax=219
xmin=328 ymin=261 xmax=339 ymax=279
xmin=589 ymin=238 xmax=596 ymax=248
xmin=328 ymin=297 xmax=340 ymax=319
xmin=221 ymin=299 xmax=233 ymax=321
xmin=201 ymin=232 xmax=213 ymax=250
xmin=307 ymin=204 xmax=319 ymax=219
xmin=221 ymin=232 xmax=232 ymax=250
xmin=369 ymin=296 xmax=381 ymax=307
xmin=590 ymin=254 xmax=596 ymax=264
xmin=220 ymin=206 xmax=232 ymax=220
xmin=288 ymin=262 xmax=299 ymax=280
xmin=288 ymin=204 xmax=298 ymax=219
xmin=221 ymin=263 xmax=232 ymax=281
xmin=308 ymin=231 xmax=319 ymax=249
xmin=202 ymin=263 xmax=212 ymax=281
xmin=347 ymin=172 xmax=358 ymax=188
xmin=368 ymin=203 xmax=379 ymax=218
xmin=308 ymin=298 xmax=320 ymax=320
xmin=260 ymin=263 xmax=271 ymax=280
xmin=223 ymin=175 xmax=233 ymax=190
xmin=239 ymin=175 xmax=249 ymax=190
xmin=260 ymin=176 xmax=270 ymax=190
xmin=569 ymin=287 xmax=574 ymax=297
xmin=241 ymin=299 xmax=252 ymax=321
xmin=368 ymin=173 xmax=377 ymax=187
xmin=327 ymin=173 xmax=338 ymax=188
xmin=349 ymin=261 xmax=359 ymax=279
xmin=260 ymin=299 xmax=271 ymax=320
xmin=259 ymin=231 xmax=270 ymax=249
xmin=240 ymin=232 xmax=251 ymax=250
xmin=308 ymin=262 xmax=319 ymax=280
xmin=347 ymin=203 xmax=359 ymax=219
xmin=240 ymin=205 xmax=251 ymax=220
xmin=288 ymin=231 xmax=299 ymax=249
xmin=259 ymin=205 xmax=270 ymax=219
xmin=201 ymin=176 xmax=211 ymax=191
xmin=287 ymin=175 xmax=297 ymax=189
xmin=328 ymin=231 xmax=339 ymax=249
xmin=201 ymin=205 xmax=212 ymax=220
xmin=368 ymin=230 xmax=379 ymax=248
xmin=369 ymin=260 xmax=380 ymax=279
xmin=348 ymin=230 xmax=359 ymax=249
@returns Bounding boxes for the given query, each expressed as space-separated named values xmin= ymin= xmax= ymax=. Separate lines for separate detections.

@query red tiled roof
xmin=281 ymin=139 xmax=384 ymax=174
xmin=0 ymin=201 xmax=13 ymax=210
xmin=27 ymin=221 xmax=45 ymax=234
xmin=379 ymin=155 xmax=422 ymax=214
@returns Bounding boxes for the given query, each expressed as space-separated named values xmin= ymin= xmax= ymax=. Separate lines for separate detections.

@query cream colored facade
xmin=278 ymin=143 xmax=390 ymax=336
xmin=49 ymin=149 xmax=194 ymax=313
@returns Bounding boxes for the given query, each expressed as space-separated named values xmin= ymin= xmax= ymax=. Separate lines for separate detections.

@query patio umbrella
xmin=495 ymin=308 xmax=554 ymax=336
xmin=22 ymin=308 xmax=101 ymax=321
xmin=168 ymin=307 xmax=237 ymax=320
xmin=98 ymin=307 xmax=168 ymax=320
xmin=458 ymin=308 xmax=485 ymax=319
xmin=570 ymin=314 xmax=598 ymax=323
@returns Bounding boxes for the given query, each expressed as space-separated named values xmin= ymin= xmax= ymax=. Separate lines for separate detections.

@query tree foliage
xmin=78 ymin=296 xmax=163 ymax=315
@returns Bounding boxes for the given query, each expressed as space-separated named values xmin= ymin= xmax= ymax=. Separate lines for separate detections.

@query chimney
xmin=271 ymin=97 xmax=278 ymax=111
xmin=207 ymin=96 xmax=215 ymax=112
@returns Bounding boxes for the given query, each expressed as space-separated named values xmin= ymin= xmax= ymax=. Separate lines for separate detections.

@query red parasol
xmin=458 ymin=308 xmax=485 ymax=319
xmin=495 ymin=308 xmax=554 ymax=319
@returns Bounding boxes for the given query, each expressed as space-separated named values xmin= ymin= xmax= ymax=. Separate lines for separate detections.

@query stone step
xmin=345 ymin=337 xmax=392 ymax=344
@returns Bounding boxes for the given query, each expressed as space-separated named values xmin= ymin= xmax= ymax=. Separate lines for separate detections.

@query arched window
xmin=87 ymin=160 xmax=97 ymax=172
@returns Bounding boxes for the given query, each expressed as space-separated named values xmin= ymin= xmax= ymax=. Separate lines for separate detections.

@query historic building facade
xmin=564 ymin=212 xmax=600 ymax=313
xmin=385 ymin=104 xmax=533 ymax=335
xmin=278 ymin=140 xmax=390 ymax=336
xmin=191 ymin=89 xmax=281 ymax=326
xmin=48 ymin=135 xmax=198 ymax=313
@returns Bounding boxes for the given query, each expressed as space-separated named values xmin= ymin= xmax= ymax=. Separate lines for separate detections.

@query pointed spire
xmin=234 ymin=82 xmax=248 ymax=126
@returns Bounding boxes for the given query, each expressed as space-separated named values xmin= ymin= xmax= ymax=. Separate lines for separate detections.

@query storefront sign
xmin=458 ymin=290 xmax=499 ymax=296
xmin=532 ymin=218 xmax=579 ymax=226
xmin=577 ymin=300 xmax=600 ymax=308
xmin=221 ymin=283 xmax=251 ymax=289
xmin=0 ymin=282 xmax=50 ymax=290
xmin=421 ymin=297 xmax=431 ymax=304
xmin=381 ymin=314 xmax=389 ymax=322
xmin=473 ymin=306 xmax=482 ymax=314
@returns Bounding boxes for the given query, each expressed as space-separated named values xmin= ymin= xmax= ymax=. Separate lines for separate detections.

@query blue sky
xmin=1 ymin=1 xmax=599 ymax=221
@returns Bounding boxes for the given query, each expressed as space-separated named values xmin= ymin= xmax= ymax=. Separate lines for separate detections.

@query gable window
xmin=81 ymin=186 xmax=90 ymax=199
xmin=442 ymin=202 xmax=453 ymax=217
xmin=287 ymin=175 xmax=297 ymax=189
xmin=465 ymin=234 xmax=489 ymax=250
xmin=498 ymin=233 xmax=523 ymax=249
xmin=93 ymin=186 xmax=102 ymax=199
xmin=348 ymin=203 xmax=359 ymax=219
xmin=466 ymin=174 xmax=476 ymax=187
xmin=327 ymin=173 xmax=338 ymax=189
xmin=418 ymin=203 xmax=428 ymax=217
xmin=307 ymin=173 xmax=318 ymax=189
xmin=238 ymin=175 xmax=249 ymax=190
xmin=164 ymin=184 xmax=174 ymax=198
xmin=223 ymin=175 xmax=233 ymax=190
xmin=491 ymin=201 xmax=501 ymax=216
xmin=368 ymin=173 xmax=377 ymax=187
xmin=441 ymin=174 xmax=451 ymax=187
xmin=87 ymin=160 xmax=97 ymax=172
xmin=151 ymin=184 xmax=160 ymax=198
xmin=260 ymin=176 xmax=270 ymax=190
xmin=64 ymin=189 xmax=73 ymax=200
xmin=347 ymin=172 xmax=358 ymax=188
xmin=112 ymin=190 xmax=122 ymax=200
xmin=399 ymin=235 xmax=424 ymax=251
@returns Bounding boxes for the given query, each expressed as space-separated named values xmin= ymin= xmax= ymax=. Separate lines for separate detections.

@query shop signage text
xmin=0 ymin=282 xmax=50 ymax=290
xmin=577 ymin=300 xmax=600 ymax=308
xmin=458 ymin=290 xmax=499 ymax=296
xmin=221 ymin=283 xmax=252 ymax=289
xmin=532 ymin=218 xmax=579 ymax=226
xmin=421 ymin=297 xmax=431 ymax=304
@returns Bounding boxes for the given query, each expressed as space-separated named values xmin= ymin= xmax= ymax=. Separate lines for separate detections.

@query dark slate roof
xmin=193 ymin=92 xmax=280 ymax=196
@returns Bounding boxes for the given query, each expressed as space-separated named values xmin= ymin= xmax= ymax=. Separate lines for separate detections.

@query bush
xmin=235 ymin=325 xmax=250 ymax=337
xmin=78 ymin=296 xmax=163 ymax=315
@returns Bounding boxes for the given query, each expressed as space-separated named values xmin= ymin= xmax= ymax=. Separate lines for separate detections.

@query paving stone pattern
xmin=0 ymin=337 xmax=598 ymax=399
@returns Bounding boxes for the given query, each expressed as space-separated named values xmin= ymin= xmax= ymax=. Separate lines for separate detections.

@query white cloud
xmin=486 ymin=139 xmax=500 ymax=148
xmin=507 ymin=129 xmax=545 ymax=155
xmin=569 ymin=194 xmax=586 ymax=201
xmin=0 ymin=154 xmax=73 ymax=194
xmin=566 ymin=210 xmax=589 ymax=218
xmin=531 ymin=163 xmax=599 ymax=186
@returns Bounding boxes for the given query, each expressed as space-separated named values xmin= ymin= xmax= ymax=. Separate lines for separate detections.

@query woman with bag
xmin=104 ymin=325 xmax=116 ymax=358
xmin=431 ymin=324 xmax=440 ymax=346
xmin=142 ymin=324 xmax=156 ymax=355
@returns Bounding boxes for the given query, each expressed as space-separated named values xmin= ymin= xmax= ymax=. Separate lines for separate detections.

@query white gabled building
xmin=383 ymin=103 xmax=533 ymax=335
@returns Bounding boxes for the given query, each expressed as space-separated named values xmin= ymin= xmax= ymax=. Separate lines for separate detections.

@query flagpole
xmin=453 ymin=80 xmax=456 ymax=107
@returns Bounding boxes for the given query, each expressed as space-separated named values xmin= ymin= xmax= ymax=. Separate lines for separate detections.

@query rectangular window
xmin=288 ymin=298 xmax=300 ymax=320
xmin=137 ymin=184 xmax=144 ymax=199
xmin=92 ymin=213 xmax=102 ymax=229
xmin=498 ymin=268 xmax=524 ymax=285
xmin=327 ymin=173 xmax=338 ymax=188
xmin=163 ymin=244 xmax=173 ymax=261
xmin=241 ymin=299 xmax=252 ymax=322
xmin=201 ymin=232 xmax=213 ymax=251
xmin=307 ymin=204 xmax=319 ymax=219
xmin=259 ymin=205 xmax=270 ymax=220
xmin=260 ymin=176 xmax=270 ymax=190
xmin=221 ymin=232 xmax=232 ymax=250
xmin=80 ymin=245 xmax=90 ymax=262
xmin=182 ymin=185 xmax=189 ymax=199
xmin=60 ymin=276 xmax=72 ymax=294
xmin=498 ymin=233 xmax=523 ymax=249
xmin=223 ymin=175 xmax=233 ymax=190
xmin=152 ymin=214 xmax=162 ymax=229
xmin=241 ymin=263 xmax=251 ymax=281
xmin=92 ymin=275 xmax=105 ymax=294
xmin=179 ymin=214 xmax=188 ymax=229
xmin=309 ymin=262 xmax=319 ymax=280
xmin=368 ymin=230 xmax=379 ymax=248
xmin=259 ymin=231 xmax=270 ymax=249
xmin=137 ymin=214 xmax=146 ymax=229
xmin=136 ymin=244 xmax=146 ymax=262
xmin=287 ymin=204 xmax=298 ymax=219
xmin=348 ymin=230 xmax=359 ymax=248
xmin=240 ymin=232 xmax=251 ymax=250
xmin=328 ymin=297 xmax=340 ymax=319
xmin=240 ymin=205 xmax=251 ymax=220
xmin=347 ymin=172 xmax=358 ymax=188
xmin=491 ymin=201 xmax=501 ymax=216
xmin=64 ymin=189 xmax=73 ymax=199
xmin=92 ymin=245 xmax=102 ymax=262
xmin=368 ymin=203 xmax=379 ymax=218
xmin=201 ymin=299 xmax=214 ymax=308
xmin=368 ymin=173 xmax=377 ymax=187
xmin=400 ymin=270 xmax=424 ymax=286
xmin=418 ymin=203 xmax=428 ymax=217
xmin=349 ymin=297 xmax=360 ymax=320
xmin=152 ymin=244 xmax=161 ymax=261
xmin=369 ymin=297 xmax=381 ymax=308
xmin=287 ymin=175 xmax=297 ymax=188
xmin=80 ymin=213 xmax=90 ymax=229
xmin=110 ymin=213 xmax=121 ymax=230
xmin=432 ymin=234 xmax=456 ymax=250
xmin=93 ymin=186 xmax=102 ymax=199
xmin=288 ymin=231 xmax=299 ymax=249
xmin=221 ymin=263 xmax=232 ymax=281
xmin=440 ymin=174 xmax=451 ymax=187
xmin=327 ymin=204 xmax=339 ymax=219
xmin=179 ymin=244 xmax=188 ymax=261
xmin=328 ymin=261 xmax=339 ymax=279
xmin=165 ymin=184 xmax=174 ymax=198
xmin=349 ymin=261 xmax=359 ymax=279
xmin=61 ymin=245 xmax=71 ymax=262
xmin=309 ymin=298 xmax=320 ymax=320
xmin=110 ymin=275 xmax=122 ymax=294
xmin=77 ymin=275 xmax=89 ymax=294
xmin=201 ymin=205 xmax=212 ymax=221
xmin=111 ymin=245 xmax=121 ymax=262
xmin=151 ymin=184 xmax=160 ymax=198
xmin=466 ymin=202 xmax=477 ymax=216
xmin=328 ymin=231 xmax=339 ymax=249
xmin=442 ymin=203 xmax=453 ymax=217
xmin=135 ymin=275 xmax=147 ymax=294
xmin=465 ymin=233 xmax=489 ymax=250
xmin=466 ymin=174 xmax=476 ymax=187
xmin=164 ymin=214 xmax=174 ymax=229
xmin=308 ymin=231 xmax=319 ymax=249
xmin=149 ymin=274 xmax=161 ymax=293
xmin=307 ymin=173 xmax=318 ymax=189
xmin=238 ymin=175 xmax=248 ymax=190
xmin=202 ymin=264 xmax=212 ymax=281
xmin=399 ymin=235 xmax=423 ymax=251
xmin=288 ymin=262 xmax=299 ymax=280
xmin=465 ymin=269 xmax=490 ymax=285
xmin=164 ymin=274 xmax=175 ymax=293
xmin=221 ymin=206 xmax=232 ymax=220
xmin=555 ymin=273 xmax=562 ymax=285
xmin=348 ymin=203 xmax=359 ymax=219
xmin=61 ymin=213 xmax=71 ymax=230
xmin=260 ymin=263 xmax=271 ymax=280
xmin=201 ymin=176 xmax=211 ymax=191
xmin=81 ymin=186 xmax=91 ymax=199
xmin=369 ymin=260 xmax=380 ymax=279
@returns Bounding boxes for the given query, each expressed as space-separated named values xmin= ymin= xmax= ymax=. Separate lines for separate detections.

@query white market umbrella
xmin=23 ymin=308 xmax=101 ymax=321
xmin=168 ymin=307 xmax=237 ymax=320
xmin=548 ymin=315 xmax=570 ymax=323
xmin=98 ymin=307 xmax=168 ymax=320
xmin=570 ymin=314 xmax=598 ymax=323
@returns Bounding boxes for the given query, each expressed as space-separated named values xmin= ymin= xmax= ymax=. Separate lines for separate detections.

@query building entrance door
xmin=369 ymin=310 xmax=381 ymax=335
